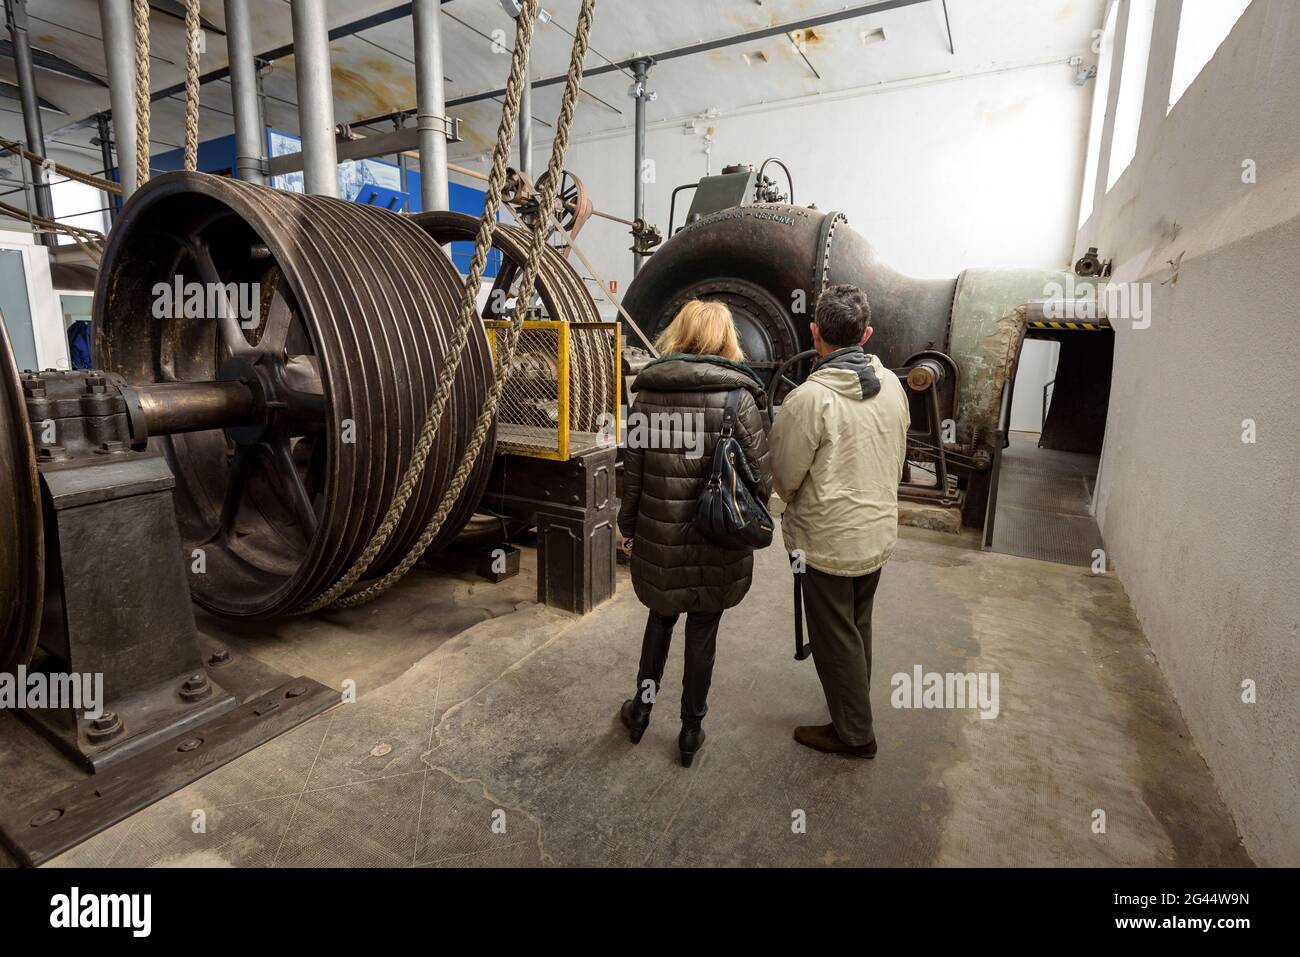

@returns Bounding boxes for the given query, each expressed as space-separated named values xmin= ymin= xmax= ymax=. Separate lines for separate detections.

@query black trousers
xmin=634 ymin=609 xmax=723 ymax=721
xmin=801 ymin=566 xmax=882 ymax=747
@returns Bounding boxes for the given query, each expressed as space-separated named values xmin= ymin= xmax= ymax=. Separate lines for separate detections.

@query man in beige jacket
xmin=768 ymin=284 xmax=909 ymax=758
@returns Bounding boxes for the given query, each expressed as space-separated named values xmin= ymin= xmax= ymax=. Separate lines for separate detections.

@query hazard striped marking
xmin=1027 ymin=320 xmax=1112 ymax=331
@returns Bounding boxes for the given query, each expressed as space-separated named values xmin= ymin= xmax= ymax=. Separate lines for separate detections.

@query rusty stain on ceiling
xmin=0 ymin=0 xmax=1108 ymax=172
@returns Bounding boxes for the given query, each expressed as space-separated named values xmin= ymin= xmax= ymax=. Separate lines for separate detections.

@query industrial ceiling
xmin=0 ymin=0 xmax=1103 ymax=171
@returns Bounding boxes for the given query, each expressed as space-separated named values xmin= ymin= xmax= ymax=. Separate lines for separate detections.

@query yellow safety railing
xmin=483 ymin=320 xmax=621 ymax=460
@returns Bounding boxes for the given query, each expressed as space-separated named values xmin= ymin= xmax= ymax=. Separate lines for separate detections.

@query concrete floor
xmin=40 ymin=525 xmax=1250 ymax=868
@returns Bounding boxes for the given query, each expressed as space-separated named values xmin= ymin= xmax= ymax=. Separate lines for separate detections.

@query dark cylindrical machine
xmin=622 ymin=204 xmax=957 ymax=378
xmin=623 ymin=198 xmax=1078 ymax=526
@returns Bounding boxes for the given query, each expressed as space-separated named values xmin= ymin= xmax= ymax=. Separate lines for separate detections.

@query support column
xmin=500 ymin=0 xmax=532 ymax=177
xmin=94 ymin=113 xmax=118 ymax=223
xmin=225 ymin=0 xmax=265 ymax=185
xmin=4 ymin=0 xmax=54 ymax=246
xmin=97 ymin=0 xmax=137 ymax=201
xmin=412 ymin=0 xmax=449 ymax=211
xmin=629 ymin=57 xmax=655 ymax=277
xmin=289 ymin=0 xmax=338 ymax=197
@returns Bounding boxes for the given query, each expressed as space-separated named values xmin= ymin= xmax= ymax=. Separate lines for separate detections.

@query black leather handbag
xmin=693 ymin=390 xmax=774 ymax=550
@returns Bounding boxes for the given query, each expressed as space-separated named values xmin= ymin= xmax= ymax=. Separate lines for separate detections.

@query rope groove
xmin=302 ymin=0 xmax=599 ymax=612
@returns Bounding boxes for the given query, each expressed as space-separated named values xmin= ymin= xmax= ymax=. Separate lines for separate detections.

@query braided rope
xmin=183 ymin=0 xmax=201 ymax=171
xmin=0 ymin=197 xmax=104 ymax=261
xmin=0 ymin=137 xmax=124 ymax=196
xmin=293 ymin=0 xmax=547 ymax=613
xmin=336 ymin=0 xmax=599 ymax=606
xmin=314 ymin=0 xmax=598 ymax=613
xmin=334 ymin=9 xmax=596 ymax=609
xmin=132 ymin=0 xmax=151 ymax=189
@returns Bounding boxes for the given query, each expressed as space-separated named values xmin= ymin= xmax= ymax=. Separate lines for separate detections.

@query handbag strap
xmin=707 ymin=390 xmax=742 ymax=490
xmin=721 ymin=389 xmax=740 ymax=437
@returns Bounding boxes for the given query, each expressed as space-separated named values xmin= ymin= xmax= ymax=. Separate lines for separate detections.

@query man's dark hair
xmin=814 ymin=284 xmax=872 ymax=348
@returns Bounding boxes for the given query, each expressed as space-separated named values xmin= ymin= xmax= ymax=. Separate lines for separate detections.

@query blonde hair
xmin=654 ymin=299 xmax=745 ymax=362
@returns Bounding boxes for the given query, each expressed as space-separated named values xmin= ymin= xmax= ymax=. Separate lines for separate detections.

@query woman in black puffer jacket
xmin=617 ymin=299 xmax=771 ymax=767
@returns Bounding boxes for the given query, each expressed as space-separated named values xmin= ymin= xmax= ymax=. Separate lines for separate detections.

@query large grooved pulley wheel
xmin=411 ymin=211 xmax=615 ymax=432
xmin=93 ymin=172 xmax=495 ymax=619
xmin=0 ymin=321 xmax=42 ymax=673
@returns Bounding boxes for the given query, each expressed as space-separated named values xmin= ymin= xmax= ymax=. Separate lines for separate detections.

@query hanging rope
xmin=183 ymin=0 xmax=201 ymax=171
xmin=132 ymin=0 xmax=151 ymax=189
xmin=334 ymin=0 xmax=598 ymax=610
xmin=0 ymin=137 xmax=108 ymax=258
xmin=0 ymin=138 xmax=124 ymax=196
xmin=0 ymin=198 xmax=104 ymax=262
xmin=296 ymin=0 xmax=547 ymax=612
xmin=298 ymin=0 xmax=598 ymax=613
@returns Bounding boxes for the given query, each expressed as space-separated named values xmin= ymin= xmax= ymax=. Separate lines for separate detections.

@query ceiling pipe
xmin=139 ymin=1 xmax=451 ymax=107
xmin=97 ymin=0 xmax=137 ymax=201
xmin=4 ymin=0 xmax=55 ymax=246
xmin=289 ymin=0 xmax=339 ymax=197
xmin=104 ymin=0 xmax=929 ymax=142
xmin=447 ymin=0 xmax=933 ymax=107
xmin=225 ymin=0 xmax=266 ymax=185
xmin=412 ymin=0 xmax=449 ymax=210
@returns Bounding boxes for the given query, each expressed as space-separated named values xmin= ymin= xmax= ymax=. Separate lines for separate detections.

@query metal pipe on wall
xmin=630 ymin=58 xmax=653 ymax=277
xmin=412 ymin=0 xmax=449 ymax=210
xmin=289 ymin=0 xmax=339 ymax=197
xmin=225 ymin=0 xmax=266 ymax=185
xmin=4 ymin=0 xmax=55 ymax=246
xmin=97 ymin=0 xmax=138 ymax=201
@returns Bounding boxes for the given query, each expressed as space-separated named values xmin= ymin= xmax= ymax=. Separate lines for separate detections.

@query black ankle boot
xmin=678 ymin=719 xmax=706 ymax=767
xmin=620 ymin=698 xmax=652 ymax=744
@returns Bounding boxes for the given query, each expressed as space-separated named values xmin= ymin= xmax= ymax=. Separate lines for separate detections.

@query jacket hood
xmin=808 ymin=346 xmax=882 ymax=400
xmin=633 ymin=353 xmax=767 ymax=403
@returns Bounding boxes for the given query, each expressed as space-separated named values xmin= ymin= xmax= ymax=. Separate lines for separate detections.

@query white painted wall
xmin=1080 ymin=0 xmax=1299 ymax=865
xmin=1010 ymin=338 xmax=1061 ymax=434
xmin=524 ymin=58 xmax=1094 ymax=320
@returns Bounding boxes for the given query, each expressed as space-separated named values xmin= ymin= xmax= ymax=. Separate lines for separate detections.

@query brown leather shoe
xmin=794 ymin=723 xmax=877 ymax=759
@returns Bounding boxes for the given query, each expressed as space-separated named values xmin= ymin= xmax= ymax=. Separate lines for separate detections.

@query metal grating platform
xmin=991 ymin=433 xmax=1103 ymax=567
xmin=496 ymin=424 xmax=606 ymax=459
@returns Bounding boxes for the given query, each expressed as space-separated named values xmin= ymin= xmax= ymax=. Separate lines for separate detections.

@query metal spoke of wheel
xmin=282 ymin=354 xmax=325 ymax=400
xmin=483 ymin=266 xmax=518 ymax=321
xmin=185 ymin=236 xmax=254 ymax=359
xmin=203 ymin=443 xmax=251 ymax=545
xmin=256 ymin=289 xmax=296 ymax=360
xmin=266 ymin=437 xmax=318 ymax=539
